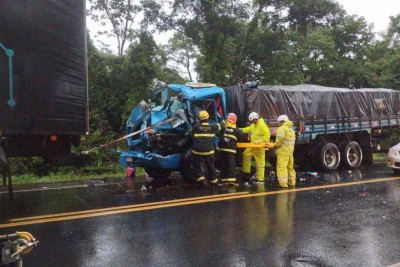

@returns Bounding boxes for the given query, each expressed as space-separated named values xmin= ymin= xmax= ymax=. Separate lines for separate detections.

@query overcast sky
xmin=336 ymin=0 xmax=400 ymax=33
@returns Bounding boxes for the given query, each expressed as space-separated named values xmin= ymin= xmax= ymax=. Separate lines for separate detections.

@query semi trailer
xmin=224 ymin=84 xmax=400 ymax=171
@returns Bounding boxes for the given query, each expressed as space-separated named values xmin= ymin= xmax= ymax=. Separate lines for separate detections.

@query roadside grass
xmin=9 ymin=167 xmax=146 ymax=185
xmin=373 ymin=153 xmax=387 ymax=161
xmin=6 ymin=156 xmax=145 ymax=185
xmin=11 ymin=172 xmax=123 ymax=185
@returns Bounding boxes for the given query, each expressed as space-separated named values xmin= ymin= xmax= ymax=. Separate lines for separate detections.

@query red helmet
xmin=227 ymin=113 xmax=237 ymax=123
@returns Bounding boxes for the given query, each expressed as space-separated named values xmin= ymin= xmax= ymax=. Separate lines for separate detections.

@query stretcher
xmin=237 ymin=142 xmax=271 ymax=148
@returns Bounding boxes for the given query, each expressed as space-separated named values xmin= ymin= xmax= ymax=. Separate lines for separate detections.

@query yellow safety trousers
xmin=276 ymin=152 xmax=296 ymax=187
xmin=242 ymin=148 xmax=265 ymax=181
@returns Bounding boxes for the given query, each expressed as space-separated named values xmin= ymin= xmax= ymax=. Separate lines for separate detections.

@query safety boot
xmin=279 ymin=183 xmax=288 ymax=188
xmin=240 ymin=172 xmax=252 ymax=182
xmin=209 ymin=178 xmax=218 ymax=185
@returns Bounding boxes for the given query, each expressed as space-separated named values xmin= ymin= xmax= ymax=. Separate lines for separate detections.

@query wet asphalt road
xmin=1 ymin=162 xmax=400 ymax=266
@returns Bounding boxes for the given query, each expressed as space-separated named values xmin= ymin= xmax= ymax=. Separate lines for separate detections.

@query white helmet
xmin=248 ymin=112 xmax=259 ymax=121
xmin=278 ymin=115 xmax=289 ymax=122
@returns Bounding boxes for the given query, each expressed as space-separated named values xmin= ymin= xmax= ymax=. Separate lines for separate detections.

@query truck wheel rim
xmin=324 ymin=150 xmax=337 ymax=167
xmin=346 ymin=144 xmax=362 ymax=167
xmin=348 ymin=148 xmax=359 ymax=163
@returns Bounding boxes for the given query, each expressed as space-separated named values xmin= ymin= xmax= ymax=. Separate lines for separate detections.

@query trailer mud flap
xmin=357 ymin=132 xmax=373 ymax=166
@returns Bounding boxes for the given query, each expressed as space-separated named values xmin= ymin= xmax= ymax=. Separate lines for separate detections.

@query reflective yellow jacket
xmin=275 ymin=120 xmax=296 ymax=153
xmin=241 ymin=119 xmax=270 ymax=144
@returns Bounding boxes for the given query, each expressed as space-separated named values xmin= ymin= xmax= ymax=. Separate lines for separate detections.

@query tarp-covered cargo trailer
xmin=224 ymin=84 xmax=400 ymax=124
xmin=0 ymin=0 xmax=88 ymax=162
xmin=223 ymin=84 xmax=400 ymax=171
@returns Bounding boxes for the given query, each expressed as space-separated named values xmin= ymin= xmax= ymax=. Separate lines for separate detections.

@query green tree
xmin=87 ymin=34 xmax=115 ymax=133
xmin=142 ymin=0 xmax=250 ymax=85
xmin=88 ymin=0 xmax=143 ymax=55
xmin=366 ymin=14 xmax=400 ymax=89
xmin=122 ymin=32 xmax=184 ymax=118
xmin=283 ymin=15 xmax=374 ymax=87
xmin=248 ymin=1 xmax=374 ymax=88
xmin=165 ymin=32 xmax=198 ymax=82
xmin=287 ymin=0 xmax=345 ymax=35
xmin=154 ymin=45 xmax=187 ymax=84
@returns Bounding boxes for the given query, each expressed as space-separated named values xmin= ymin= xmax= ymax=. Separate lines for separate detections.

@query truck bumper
xmin=120 ymin=151 xmax=181 ymax=169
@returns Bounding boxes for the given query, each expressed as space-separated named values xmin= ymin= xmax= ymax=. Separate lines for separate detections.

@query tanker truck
xmin=119 ymin=83 xmax=400 ymax=180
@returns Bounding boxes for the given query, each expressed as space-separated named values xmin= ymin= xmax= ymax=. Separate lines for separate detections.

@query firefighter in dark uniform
xmin=191 ymin=110 xmax=223 ymax=186
xmin=218 ymin=113 xmax=242 ymax=184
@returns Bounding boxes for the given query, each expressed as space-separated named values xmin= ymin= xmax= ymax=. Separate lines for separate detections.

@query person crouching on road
xmin=191 ymin=110 xmax=224 ymax=186
xmin=240 ymin=112 xmax=270 ymax=183
xmin=273 ymin=115 xmax=296 ymax=188
xmin=218 ymin=113 xmax=242 ymax=184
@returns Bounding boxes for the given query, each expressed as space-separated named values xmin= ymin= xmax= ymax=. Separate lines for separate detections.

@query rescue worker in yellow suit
xmin=269 ymin=115 xmax=296 ymax=188
xmin=191 ymin=110 xmax=223 ymax=186
xmin=240 ymin=112 xmax=270 ymax=183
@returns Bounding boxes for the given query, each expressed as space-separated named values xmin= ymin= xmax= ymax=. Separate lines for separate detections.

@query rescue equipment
xmin=82 ymin=113 xmax=184 ymax=154
xmin=237 ymin=142 xmax=271 ymax=148
xmin=0 ymin=231 xmax=38 ymax=266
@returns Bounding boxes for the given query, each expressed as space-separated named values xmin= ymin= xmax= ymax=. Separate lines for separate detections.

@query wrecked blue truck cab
xmin=119 ymin=83 xmax=227 ymax=180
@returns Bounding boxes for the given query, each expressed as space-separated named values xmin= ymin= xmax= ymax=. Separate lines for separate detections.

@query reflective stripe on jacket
xmin=218 ymin=127 xmax=242 ymax=153
xmin=191 ymin=122 xmax=223 ymax=154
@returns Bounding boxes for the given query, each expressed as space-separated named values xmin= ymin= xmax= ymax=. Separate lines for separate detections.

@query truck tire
xmin=144 ymin=166 xmax=172 ymax=180
xmin=339 ymin=141 xmax=363 ymax=169
xmin=313 ymin=143 xmax=340 ymax=171
xmin=180 ymin=149 xmax=195 ymax=183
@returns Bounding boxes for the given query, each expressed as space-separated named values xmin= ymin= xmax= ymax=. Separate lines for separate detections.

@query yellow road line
xmin=8 ymin=191 xmax=249 ymax=223
xmin=1 ymin=176 xmax=399 ymax=229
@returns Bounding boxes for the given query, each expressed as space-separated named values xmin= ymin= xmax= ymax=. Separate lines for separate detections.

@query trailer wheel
xmin=180 ymin=149 xmax=195 ymax=183
xmin=313 ymin=143 xmax=340 ymax=171
xmin=144 ymin=166 xmax=172 ymax=180
xmin=339 ymin=141 xmax=363 ymax=169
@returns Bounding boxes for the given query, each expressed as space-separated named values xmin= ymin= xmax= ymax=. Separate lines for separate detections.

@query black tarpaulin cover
xmin=0 ymin=0 xmax=88 ymax=135
xmin=224 ymin=84 xmax=400 ymax=123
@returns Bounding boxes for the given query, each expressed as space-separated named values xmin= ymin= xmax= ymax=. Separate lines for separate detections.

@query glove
xmin=254 ymin=140 xmax=261 ymax=144
xmin=145 ymin=129 xmax=155 ymax=134
xmin=266 ymin=142 xmax=275 ymax=148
